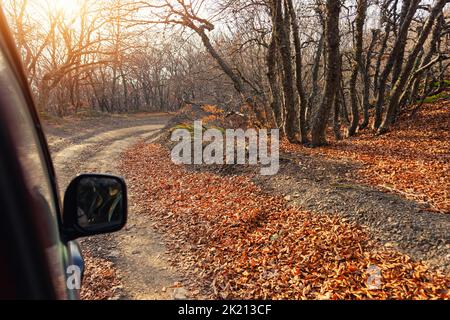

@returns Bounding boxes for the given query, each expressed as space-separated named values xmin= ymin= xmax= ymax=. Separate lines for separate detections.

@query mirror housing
xmin=63 ymin=174 xmax=127 ymax=241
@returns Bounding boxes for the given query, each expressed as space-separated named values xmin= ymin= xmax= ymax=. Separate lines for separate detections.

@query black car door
xmin=0 ymin=10 xmax=71 ymax=300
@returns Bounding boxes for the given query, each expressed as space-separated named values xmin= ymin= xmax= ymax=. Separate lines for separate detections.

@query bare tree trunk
xmin=347 ymin=0 xmax=367 ymax=137
xmin=360 ymin=29 xmax=379 ymax=130
xmin=398 ymin=49 xmax=424 ymax=111
xmin=334 ymin=54 xmax=343 ymax=140
xmin=181 ymin=16 xmax=269 ymax=126
xmin=307 ymin=33 xmax=324 ymax=129
xmin=121 ymin=68 xmax=129 ymax=111
xmin=401 ymin=15 xmax=443 ymax=108
xmin=266 ymin=32 xmax=283 ymax=129
xmin=287 ymin=0 xmax=308 ymax=143
xmin=195 ymin=27 xmax=245 ymax=94
xmin=339 ymin=81 xmax=350 ymax=125
xmin=272 ymin=0 xmax=298 ymax=143
xmin=373 ymin=1 xmax=392 ymax=97
xmin=373 ymin=0 xmax=420 ymax=130
xmin=311 ymin=0 xmax=341 ymax=146
xmin=378 ymin=0 xmax=447 ymax=134
xmin=390 ymin=0 xmax=410 ymax=86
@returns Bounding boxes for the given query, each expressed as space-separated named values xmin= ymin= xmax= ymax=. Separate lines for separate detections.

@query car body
xmin=0 ymin=8 xmax=127 ymax=300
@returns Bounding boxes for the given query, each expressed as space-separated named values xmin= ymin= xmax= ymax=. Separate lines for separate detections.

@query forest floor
xmin=44 ymin=101 xmax=449 ymax=300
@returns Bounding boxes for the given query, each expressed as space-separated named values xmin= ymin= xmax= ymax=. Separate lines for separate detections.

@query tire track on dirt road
xmin=52 ymin=124 xmax=162 ymax=189
xmin=46 ymin=115 xmax=185 ymax=300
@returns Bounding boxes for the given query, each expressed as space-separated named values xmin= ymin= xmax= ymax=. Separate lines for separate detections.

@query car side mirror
xmin=63 ymin=174 xmax=127 ymax=241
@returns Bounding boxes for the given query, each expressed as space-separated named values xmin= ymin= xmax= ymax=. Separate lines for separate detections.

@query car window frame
xmin=0 ymin=8 xmax=70 ymax=299
xmin=0 ymin=8 xmax=64 ymax=228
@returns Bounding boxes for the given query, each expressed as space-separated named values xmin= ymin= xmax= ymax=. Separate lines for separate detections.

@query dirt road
xmin=44 ymin=113 xmax=188 ymax=300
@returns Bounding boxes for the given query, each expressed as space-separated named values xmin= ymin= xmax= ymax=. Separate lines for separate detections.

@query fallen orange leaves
xmin=283 ymin=101 xmax=449 ymax=213
xmin=80 ymin=252 xmax=121 ymax=300
xmin=120 ymin=143 xmax=449 ymax=300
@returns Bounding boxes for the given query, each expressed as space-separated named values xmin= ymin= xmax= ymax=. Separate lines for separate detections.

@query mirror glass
xmin=76 ymin=176 xmax=125 ymax=231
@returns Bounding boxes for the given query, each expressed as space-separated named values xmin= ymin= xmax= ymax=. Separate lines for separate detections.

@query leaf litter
xmin=119 ymin=143 xmax=449 ymax=300
xmin=283 ymin=101 xmax=449 ymax=213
